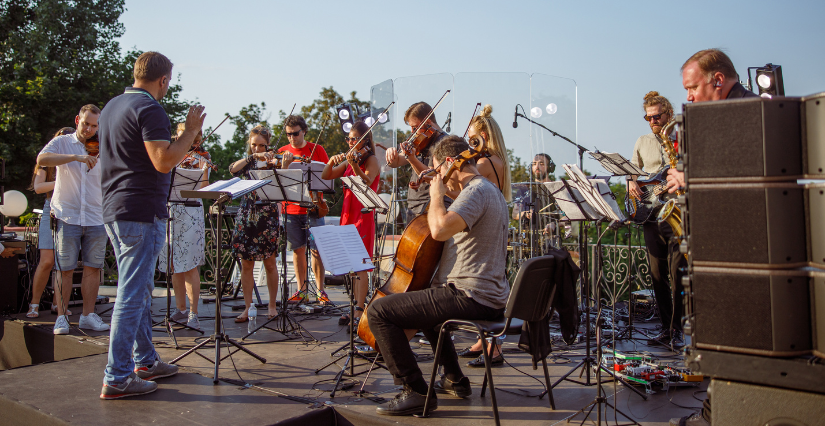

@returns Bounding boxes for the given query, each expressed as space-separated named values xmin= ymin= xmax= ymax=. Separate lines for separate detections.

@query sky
xmin=117 ymin=0 xmax=825 ymax=177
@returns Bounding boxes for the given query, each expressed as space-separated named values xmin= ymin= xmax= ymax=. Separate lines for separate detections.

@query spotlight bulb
xmin=364 ymin=116 xmax=375 ymax=126
xmin=338 ymin=109 xmax=350 ymax=120
xmin=342 ymin=122 xmax=352 ymax=132
xmin=530 ymin=107 xmax=542 ymax=118
xmin=546 ymin=103 xmax=558 ymax=115
xmin=757 ymin=74 xmax=773 ymax=89
xmin=377 ymin=113 xmax=388 ymax=123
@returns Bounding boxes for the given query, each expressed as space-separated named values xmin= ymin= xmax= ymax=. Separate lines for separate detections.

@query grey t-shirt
xmin=434 ymin=176 xmax=510 ymax=309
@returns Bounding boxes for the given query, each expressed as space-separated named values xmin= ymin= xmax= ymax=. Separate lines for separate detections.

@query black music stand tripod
xmin=241 ymin=168 xmax=316 ymax=341
xmin=172 ymin=182 xmax=269 ymax=383
xmin=152 ymin=166 xmax=205 ymax=347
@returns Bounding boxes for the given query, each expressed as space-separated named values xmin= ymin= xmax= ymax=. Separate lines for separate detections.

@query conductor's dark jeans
xmin=367 ymin=284 xmax=503 ymax=386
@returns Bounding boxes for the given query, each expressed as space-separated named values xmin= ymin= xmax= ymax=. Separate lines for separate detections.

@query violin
xmin=84 ymin=132 xmax=99 ymax=156
xmin=398 ymin=90 xmax=450 ymax=157
xmin=181 ymin=145 xmax=218 ymax=171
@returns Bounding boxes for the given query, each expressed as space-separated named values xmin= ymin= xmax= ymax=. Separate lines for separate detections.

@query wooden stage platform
xmin=0 ymin=284 xmax=705 ymax=425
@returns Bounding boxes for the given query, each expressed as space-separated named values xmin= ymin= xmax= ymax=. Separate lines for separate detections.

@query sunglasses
xmin=285 ymin=131 xmax=301 ymax=137
xmin=345 ymin=137 xmax=359 ymax=142
xmin=643 ymin=113 xmax=666 ymax=122
xmin=251 ymin=127 xmax=271 ymax=137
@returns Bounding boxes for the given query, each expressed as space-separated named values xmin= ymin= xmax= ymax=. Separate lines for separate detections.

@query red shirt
xmin=278 ymin=142 xmax=329 ymax=215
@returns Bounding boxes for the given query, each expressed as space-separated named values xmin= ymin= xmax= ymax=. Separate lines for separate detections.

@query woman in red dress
xmin=322 ymin=121 xmax=380 ymax=324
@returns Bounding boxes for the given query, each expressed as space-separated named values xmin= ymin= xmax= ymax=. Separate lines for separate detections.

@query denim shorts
xmin=54 ymin=220 xmax=108 ymax=270
xmin=284 ymin=213 xmax=321 ymax=252
xmin=38 ymin=199 xmax=54 ymax=250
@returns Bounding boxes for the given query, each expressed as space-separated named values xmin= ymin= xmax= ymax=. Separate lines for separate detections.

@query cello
xmin=357 ymin=137 xmax=487 ymax=352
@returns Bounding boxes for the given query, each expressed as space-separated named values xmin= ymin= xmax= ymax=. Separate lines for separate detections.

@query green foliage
xmin=508 ymin=148 xmax=530 ymax=182
xmin=0 ymin=0 xmax=192 ymax=214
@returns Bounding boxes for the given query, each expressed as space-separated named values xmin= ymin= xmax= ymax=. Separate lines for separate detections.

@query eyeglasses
xmin=285 ymin=131 xmax=301 ymax=137
xmin=251 ymin=127 xmax=271 ymax=137
xmin=345 ymin=137 xmax=359 ymax=142
xmin=643 ymin=113 xmax=666 ymax=122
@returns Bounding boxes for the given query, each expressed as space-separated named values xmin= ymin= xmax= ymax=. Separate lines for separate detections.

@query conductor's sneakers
xmin=134 ymin=357 xmax=179 ymax=381
xmin=100 ymin=372 xmax=157 ymax=400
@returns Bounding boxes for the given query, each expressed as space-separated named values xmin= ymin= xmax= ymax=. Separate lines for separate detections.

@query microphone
xmin=444 ymin=112 xmax=451 ymax=133
xmin=512 ymin=106 xmax=519 ymax=128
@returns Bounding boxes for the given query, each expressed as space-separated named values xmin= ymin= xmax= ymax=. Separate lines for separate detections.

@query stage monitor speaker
xmin=0 ymin=256 xmax=20 ymax=314
xmin=711 ymin=379 xmax=825 ymax=425
xmin=690 ymin=266 xmax=813 ymax=357
xmin=804 ymin=92 xmax=825 ymax=177
xmin=813 ymin=275 xmax=825 ymax=358
xmin=683 ymin=97 xmax=804 ymax=180
xmin=688 ymin=182 xmax=808 ymax=267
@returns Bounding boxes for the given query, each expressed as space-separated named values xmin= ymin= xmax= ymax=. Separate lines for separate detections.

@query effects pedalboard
xmin=598 ymin=350 xmax=704 ymax=394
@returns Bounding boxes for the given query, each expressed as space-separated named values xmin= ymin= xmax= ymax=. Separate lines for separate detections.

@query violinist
xmin=228 ymin=125 xmax=282 ymax=322
xmin=277 ymin=115 xmax=330 ymax=305
xmin=36 ymin=104 xmax=110 ymax=335
xmin=321 ymin=121 xmax=380 ymax=324
xmin=156 ymin=124 xmax=210 ymax=330
xmin=385 ymin=102 xmax=451 ymax=223
xmin=369 ymin=136 xmax=510 ymax=416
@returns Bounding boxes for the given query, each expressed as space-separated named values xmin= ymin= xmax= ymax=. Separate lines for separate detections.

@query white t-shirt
xmin=38 ymin=132 xmax=103 ymax=226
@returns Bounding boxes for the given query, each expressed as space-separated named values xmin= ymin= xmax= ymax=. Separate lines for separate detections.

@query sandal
xmin=26 ymin=304 xmax=39 ymax=318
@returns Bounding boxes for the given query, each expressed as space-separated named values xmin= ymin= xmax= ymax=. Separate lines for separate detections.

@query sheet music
xmin=543 ymin=181 xmax=600 ymax=221
xmin=310 ymin=225 xmax=374 ymax=276
xmin=588 ymin=151 xmax=646 ymax=177
xmin=562 ymin=164 xmax=624 ymax=222
xmin=169 ymin=168 xmax=206 ymax=203
xmin=198 ymin=177 xmax=268 ymax=198
xmin=341 ymin=176 xmax=389 ymax=211
xmin=288 ymin=161 xmax=334 ymax=193
xmin=249 ymin=169 xmax=309 ymax=203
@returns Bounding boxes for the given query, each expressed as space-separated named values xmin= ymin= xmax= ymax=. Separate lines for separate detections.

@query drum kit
xmin=506 ymin=181 xmax=572 ymax=280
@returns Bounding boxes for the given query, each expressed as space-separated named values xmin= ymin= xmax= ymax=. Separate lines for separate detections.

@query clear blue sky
xmin=118 ymin=0 xmax=825 ymax=176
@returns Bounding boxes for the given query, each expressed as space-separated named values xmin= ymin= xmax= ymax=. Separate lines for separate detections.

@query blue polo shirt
xmin=99 ymin=87 xmax=172 ymax=223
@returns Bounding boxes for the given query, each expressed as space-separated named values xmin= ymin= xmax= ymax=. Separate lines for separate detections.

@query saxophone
xmin=656 ymin=120 xmax=684 ymax=238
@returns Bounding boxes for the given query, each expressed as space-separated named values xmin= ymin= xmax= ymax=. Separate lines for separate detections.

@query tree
xmin=0 ymin=0 xmax=191 ymax=218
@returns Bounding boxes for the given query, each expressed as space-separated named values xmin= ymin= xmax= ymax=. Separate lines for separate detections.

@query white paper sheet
xmin=310 ymin=225 xmax=374 ymax=276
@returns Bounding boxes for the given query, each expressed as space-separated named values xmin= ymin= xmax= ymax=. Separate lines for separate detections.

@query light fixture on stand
xmin=747 ymin=63 xmax=784 ymax=98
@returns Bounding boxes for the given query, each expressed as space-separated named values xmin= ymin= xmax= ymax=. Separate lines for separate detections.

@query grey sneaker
xmin=170 ymin=309 xmax=189 ymax=322
xmin=187 ymin=312 xmax=200 ymax=330
xmin=79 ymin=313 xmax=110 ymax=331
xmin=53 ymin=315 xmax=70 ymax=335
xmin=100 ymin=372 xmax=157 ymax=400
xmin=135 ymin=356 xmax=179 ymax=381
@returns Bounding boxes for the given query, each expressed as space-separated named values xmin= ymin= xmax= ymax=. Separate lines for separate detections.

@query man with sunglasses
xmin=277 ymin=115 xmax=330 ymax=304
xmin=628 ymin=91 xmax=684 ymax=347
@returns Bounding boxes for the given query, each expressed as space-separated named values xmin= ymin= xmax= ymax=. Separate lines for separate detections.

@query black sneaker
xmin=467 ymin=353 xmax=504 ymax=368
xmin=434 ymin=375 xmax=472 ymax=398
xmin=376 ymin=386 xmax=436 ymax=416
xmin=456 ymin=347 xmax=483 ymax=358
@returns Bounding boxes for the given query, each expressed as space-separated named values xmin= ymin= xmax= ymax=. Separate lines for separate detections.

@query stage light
xmin=364 ymin=116 xmax=375 ymax=126
xmin=377 ymin=112 xmax=388 ymax=123
xmin=531 ymin=107 xmax=542 ymax=118
xmin=752 ymin=63 xmax=784 ymax=98
xmin=335 ymin=103 xmax=356 ymax=133
xmin=546 ymin=103 xmax=558 ymax=114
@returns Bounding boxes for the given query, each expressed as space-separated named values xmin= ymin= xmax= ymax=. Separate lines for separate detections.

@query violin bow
xmin=462 ymin=103 xmax=482 ymax=138
xmin=400 ymin=89 xmax=450 ymax=147
xmin=306 ymin=114 xmax=330 ymax=163
xmin=272 ymin=103 xmax=297 ymax=149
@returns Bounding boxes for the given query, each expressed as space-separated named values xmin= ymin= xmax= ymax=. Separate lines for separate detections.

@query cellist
xmin=385 ymin=102 xmax=452 ymax=224
xmin=368 ymin=136 xmax=510 ymax=416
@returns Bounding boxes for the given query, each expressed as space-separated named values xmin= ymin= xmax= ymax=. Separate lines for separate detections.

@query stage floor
xmin=0 ymin=284 xmax=706 ymax=425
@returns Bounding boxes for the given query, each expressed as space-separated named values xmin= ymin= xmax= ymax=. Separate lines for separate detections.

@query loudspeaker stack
xmin=681 ymin=94 xmax=825 ymax=423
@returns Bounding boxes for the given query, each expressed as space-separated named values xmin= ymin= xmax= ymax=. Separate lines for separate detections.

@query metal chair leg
xmin=541 ymin=358 xmax=556 ymax=410
xmin=421 ymin=324 xmax=447 ymax=418
xmin=479 ymin=330 xmax=501 ymax=426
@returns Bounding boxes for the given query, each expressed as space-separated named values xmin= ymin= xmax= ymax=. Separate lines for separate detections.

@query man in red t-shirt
xmin=278 ymin=115 xmax=330 ymax=304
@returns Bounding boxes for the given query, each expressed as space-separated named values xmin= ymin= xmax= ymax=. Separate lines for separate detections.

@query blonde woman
xmin=458 ymin=104 xmax=511 ymax=368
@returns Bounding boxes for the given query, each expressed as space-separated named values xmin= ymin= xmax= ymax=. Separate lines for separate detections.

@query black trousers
xmin=643 ymin=220 xmax=686 ymax=331
xmin=366 ymin=284 xmax=503 ymax=386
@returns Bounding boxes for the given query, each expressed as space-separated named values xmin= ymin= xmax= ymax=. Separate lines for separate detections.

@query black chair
xmin=420 ymin=255 xmax=559 ymax=425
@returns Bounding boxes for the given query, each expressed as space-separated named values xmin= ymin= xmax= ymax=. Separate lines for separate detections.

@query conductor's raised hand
xmin=184 ymin=105 xmax=207 ymax=135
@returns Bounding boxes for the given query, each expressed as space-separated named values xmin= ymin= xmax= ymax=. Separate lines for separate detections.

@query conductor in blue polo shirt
xmin=98 ymin=51 xmax=206 ymax=400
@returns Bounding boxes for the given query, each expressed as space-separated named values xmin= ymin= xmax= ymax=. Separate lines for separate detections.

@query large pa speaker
xmin=687 ymin=182 xmax=822 ymax=268
xmin=804 ymin=92 xmax=825 ymax=176
xmin=711 ymin=379 xmax=825 ymax=425
xmin=689 ymin=266 xmax=814 ymax=357
xmin=684 ymin=97 xmax=804 ymax=180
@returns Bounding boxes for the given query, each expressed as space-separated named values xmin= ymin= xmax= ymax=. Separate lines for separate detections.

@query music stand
xmin=241 ymin=169 xmax=316 ymax=341
xmin=309 ymin=224 xmax=387 ymax=396
xmin=170 ymin=178 xmax=269 ymax=383
xmin=287 ymin=161 xmax=334 ymax=304
xmin=153 ymin=167 xmax=206 ymax=346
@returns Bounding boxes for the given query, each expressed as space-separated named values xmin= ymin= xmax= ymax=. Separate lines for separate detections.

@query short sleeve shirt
xmin=99 ymin=87 xmax=172 ymax=223
xmin=277 ymin=142 xmax=329 ymax=215
xmin=433 ymin=177 xmax=510 ymax=309
xmin=38 ymin=132 xmax=104 ymax=226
